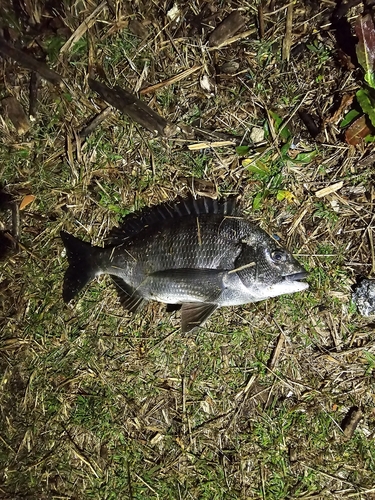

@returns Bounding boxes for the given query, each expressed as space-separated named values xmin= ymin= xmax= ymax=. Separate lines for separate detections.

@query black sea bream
xmin=61 ymin=197 xmax=308 ymax=332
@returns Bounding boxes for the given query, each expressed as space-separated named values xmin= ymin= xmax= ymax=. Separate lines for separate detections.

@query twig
xmin=268 ymin=332 xmax=285 ymax=371
xmin=29 ymin=72 xmax=40 ymax=117
xmin=59 ymin=1 xmax=107 ymax=55
xmin=208 ymin=28 xmax=256 ymax=50
xmin=209 ymin=11 xmax=247 ymax=47
xmin=0 ymin=38 xmax=62 ymax=85
xmin=89 ymin=78 xmax=177 ymax=137
xmin=282 ymin=2 xmax=293 ymax=61
xmin=258 ymin=2 xmax=265 ymax=39
xmin=79 ymin=106 xmax=113 ymax=139
xmin=140 ymin=65 xmax=201 ymax=95
xmin=188 ymin=140 xmax=236 ymax=150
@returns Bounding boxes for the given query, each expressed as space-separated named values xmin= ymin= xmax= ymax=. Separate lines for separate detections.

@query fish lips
xmin=283 ymin=270 xmax=309 ymax=290
xmin=285 ymin=271 xmax=308 ymax=282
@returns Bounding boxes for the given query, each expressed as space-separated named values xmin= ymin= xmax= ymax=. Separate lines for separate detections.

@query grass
xmin=1 ymin=1 xmax=375 ymax=499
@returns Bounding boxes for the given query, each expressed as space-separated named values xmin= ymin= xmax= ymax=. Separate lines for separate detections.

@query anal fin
xmin=111 ymin=276 xmax=146 ymax=314
xmin=181 ymin=303 xmax=218 ymax=333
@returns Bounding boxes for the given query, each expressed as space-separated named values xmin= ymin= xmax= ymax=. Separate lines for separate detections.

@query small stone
xmin=352 ymin=279 xmax=375 ymax=316
xmin=250 ymin=126 xmax=265 ymax=144
xmin=219 ymin=61 xmax=239 ymax=74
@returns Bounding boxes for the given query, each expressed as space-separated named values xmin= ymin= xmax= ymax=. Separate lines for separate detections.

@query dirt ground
xmin=1 ymin=0 xmax=375 ymax=498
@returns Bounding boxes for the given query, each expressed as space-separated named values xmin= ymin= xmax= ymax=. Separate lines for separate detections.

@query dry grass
xmin=1 ymin=1 xmax=375 ymax=499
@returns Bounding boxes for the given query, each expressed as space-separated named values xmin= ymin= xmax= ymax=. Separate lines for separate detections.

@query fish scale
xmin=61 ymin=196 xmax=308 ymax=332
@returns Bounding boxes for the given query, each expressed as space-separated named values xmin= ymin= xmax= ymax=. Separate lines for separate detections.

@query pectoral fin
xmin=149 ymin=268 xmax=225 ymax=302
xmin=181 ymin=303 xmax=218 ymax=333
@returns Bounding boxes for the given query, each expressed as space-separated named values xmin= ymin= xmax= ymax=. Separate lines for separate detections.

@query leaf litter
xmin=1 ymin=1 xmax=375 ymax=499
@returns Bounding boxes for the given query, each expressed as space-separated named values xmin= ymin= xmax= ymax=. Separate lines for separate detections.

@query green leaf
xmin=247 ymin=161 xmax=270 ymax=180
xmin=269 ymin=110 xmax=292 ymax=142
xmin=280 ymin=140 xmax=292 ymax=156
xmin=263 ymin=120 xmax=270 ymax=140
xmin=276 ymin=190 xmax=287 ymax=201
xmin=340 ymin=109 xmax=361 ymax=128
xmin=236 ymin=145 xmax=250 ymax=155
xmin=356 ymin=14 xmax=375 ymax=90
xmin=306 ymin=43 xmax=316 ymax=52
xmin=269 ymin=173 xmax=283 ymax=189
xmin=288 ymin=150 xmax=318 ymax=164
xmin=356 ymin=88 xmax=375 ymax=128
xmin=252 ymin=191 xmax=264 ymax=210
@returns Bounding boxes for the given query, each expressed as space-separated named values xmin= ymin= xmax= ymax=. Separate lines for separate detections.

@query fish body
xmin=61 ymin=197 xmax=308 ymax=332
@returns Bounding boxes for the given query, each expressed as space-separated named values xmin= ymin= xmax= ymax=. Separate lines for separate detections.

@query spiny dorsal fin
xmin=107 ymin=195 xmax=238 ymax=245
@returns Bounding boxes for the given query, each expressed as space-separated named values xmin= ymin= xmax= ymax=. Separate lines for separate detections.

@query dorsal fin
xmin=107 ymin=195 xmax=238 ymax=245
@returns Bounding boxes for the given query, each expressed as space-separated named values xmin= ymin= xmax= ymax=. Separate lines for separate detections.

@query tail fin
xmin=60 ymin=231 xmax=100 ymax=302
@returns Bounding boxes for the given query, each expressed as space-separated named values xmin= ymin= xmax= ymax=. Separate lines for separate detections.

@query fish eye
xmin=271 ymin=250 xmax=287 ymax=263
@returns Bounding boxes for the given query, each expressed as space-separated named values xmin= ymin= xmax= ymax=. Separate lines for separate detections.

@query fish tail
xmin=60 ymin=231 xmax=101 ymax=302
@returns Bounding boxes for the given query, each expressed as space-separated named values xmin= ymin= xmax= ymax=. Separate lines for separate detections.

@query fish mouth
xmin=284 ymin=271 xmax=308 ymax=282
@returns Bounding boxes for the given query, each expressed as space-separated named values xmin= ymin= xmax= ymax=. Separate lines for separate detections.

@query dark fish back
xmin=107 ymin=196 xmax=238 ymax=245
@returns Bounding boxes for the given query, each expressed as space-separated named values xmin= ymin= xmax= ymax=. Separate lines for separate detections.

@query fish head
xmin=235 ymin=231 xmax=309 ymax=301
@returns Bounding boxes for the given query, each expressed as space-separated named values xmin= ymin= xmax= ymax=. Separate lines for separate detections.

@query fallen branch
xmin=0 ymin=38 xmax=63 ymax=85
xmin=88 ymin=78 xmax=177 ymax=137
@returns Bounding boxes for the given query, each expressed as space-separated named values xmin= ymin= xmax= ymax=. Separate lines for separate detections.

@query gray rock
xmin=352 ymin=279 xmax=375 ymax=316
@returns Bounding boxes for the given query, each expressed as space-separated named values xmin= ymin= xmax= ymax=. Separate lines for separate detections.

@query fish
xmin=60 ymin=196 xmax=308 ymax=332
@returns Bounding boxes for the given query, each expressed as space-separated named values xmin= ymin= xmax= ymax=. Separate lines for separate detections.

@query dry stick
xmin=188 ymin=140 xmax=236 ymax=150
xmin=266 ymin=0 xmax=294 ymax=17
xmin=208 ymin=11 xmax=246 ymax=47
xmin=191 ymin=126 xmax=243 ymax=145
xmin=140 ymin=65 xmax=201 ymax=95
xmin=315 ymin=181 xmax=344 ymax=198
xmin=208 ymin=28 xmax=256 ymax=50
xmin=79 ymin=106 xmax=113 ymax=140
xmin=59 ymin=0 xmax=107 ymax=55
xmin=0 ymin=38 xmax=62 ymax=85
xmin=258 ymin=1 xmax=265 ymax=39
xmin=29 ymin=72 xmax=40 ymax=117
xmin=282 ymin=2 xmax=293 ymax=61
xmin=267 ymin=332 xmax=285 ymax=371
xmin=88 ymin=78 xmax=176 ymax=137
xmin=182 ymin=375 xmax=187 ymax=436
xmin=367 ymin=226 xmax=375 ymax=275
xmin=4 ymin=232 xmax=42 ymax=262
xmin=371 ymin=185 xmax=375 ymax=275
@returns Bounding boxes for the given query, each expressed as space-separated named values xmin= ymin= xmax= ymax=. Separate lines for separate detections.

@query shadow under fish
xmin=60 ymin=196 xmax=308 ymax=332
